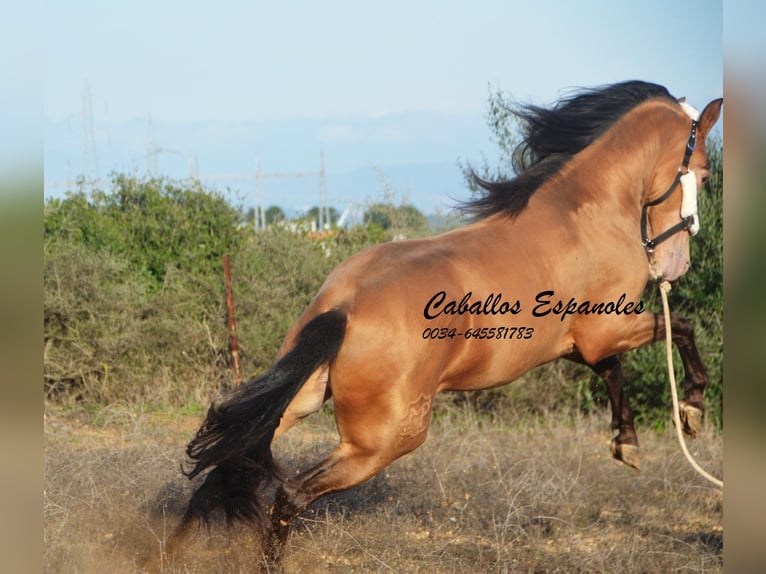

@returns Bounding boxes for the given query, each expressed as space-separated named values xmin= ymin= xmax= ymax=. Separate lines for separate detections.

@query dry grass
xmin=44 ymin=399 xmax=722 ymax=573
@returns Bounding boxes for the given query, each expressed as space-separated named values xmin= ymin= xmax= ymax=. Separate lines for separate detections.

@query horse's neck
xmin=541 ymin=101 xmax=681 ymax=218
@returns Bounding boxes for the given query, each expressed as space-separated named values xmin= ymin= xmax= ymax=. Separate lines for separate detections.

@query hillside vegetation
xmin=44 ymin=136 xmax=722 ymax=427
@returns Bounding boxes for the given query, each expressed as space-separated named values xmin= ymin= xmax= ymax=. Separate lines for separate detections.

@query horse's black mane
xmin=461 ymin=80 xmax=677 ymax=219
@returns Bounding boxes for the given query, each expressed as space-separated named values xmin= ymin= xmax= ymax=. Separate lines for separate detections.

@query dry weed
xmin=44 ymin=401 xmax=722 ymax=573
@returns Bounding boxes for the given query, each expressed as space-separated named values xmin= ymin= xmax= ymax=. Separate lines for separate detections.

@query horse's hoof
xmin=677 ymin=401 xmax=703 ymax=439
xmin=611 ymin=439 xmax=640 ymax=470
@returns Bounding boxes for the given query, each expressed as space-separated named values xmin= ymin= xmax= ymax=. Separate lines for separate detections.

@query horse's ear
xmin=698 ymin=98 xmax=723 ymax=135
xmin=678 ymin=96 xmax=686 ymax=103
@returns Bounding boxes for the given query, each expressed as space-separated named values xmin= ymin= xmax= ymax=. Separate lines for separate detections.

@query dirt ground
xmin=44 ymin=401 xmax=723 ymax=573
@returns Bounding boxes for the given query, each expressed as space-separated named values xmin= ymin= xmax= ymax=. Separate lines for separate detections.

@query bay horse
xmin=168 ymin=81 xmax=722 ymax=565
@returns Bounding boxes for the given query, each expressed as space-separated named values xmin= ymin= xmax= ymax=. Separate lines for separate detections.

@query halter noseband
xmin=640 ymin=118 xmax=699 ymax=254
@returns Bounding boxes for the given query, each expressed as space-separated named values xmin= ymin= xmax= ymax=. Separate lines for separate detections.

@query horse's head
xmin=642 ymin=97 xmax=723 ymax=281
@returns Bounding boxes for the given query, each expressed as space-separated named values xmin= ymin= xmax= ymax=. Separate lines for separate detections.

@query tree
xmin=44 ymin=174 xmax=245 ymax=286
xmin=363 ymin=203 xmax=394 ymax=229
xmin=265 ymin=205 xmax=286 ymax=225
xmin=306 ymin=206 xmax=340 ymax=227
xmin=363 ymin=203 xmax=427 ymax=235
xmin=459 ymin=85 xmax=523 ymax=193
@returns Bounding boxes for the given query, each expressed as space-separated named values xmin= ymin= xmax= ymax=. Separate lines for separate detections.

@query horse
xmin=166 ymin=81 xmax=722 ymax=566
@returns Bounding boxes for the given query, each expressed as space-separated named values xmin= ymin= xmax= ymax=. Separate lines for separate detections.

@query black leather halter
xmin=640 ymin=119 xmax=699 ymax=254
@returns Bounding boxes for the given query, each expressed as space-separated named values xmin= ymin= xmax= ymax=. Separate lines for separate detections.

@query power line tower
xmin=254 ymin=155 xmax=266 ymax=231
xmin=246 ymin=155 xmax=324 ymax=231
xmin=206 ymin=160 xmax=323 ymax=231
xmin=141 ymin=114 xmax=198 ymax=180
xmin=318 ymin=150 xmax=329 ymax=229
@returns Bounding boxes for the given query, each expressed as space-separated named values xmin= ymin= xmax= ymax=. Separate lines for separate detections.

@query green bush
xmin=44 ymin=174 xmax=245 ymax=287
xmin=44 ymin=175 xmax=251 ymax=404
xmin=228 ymin=227 xmax=370 ymax=375
xmin=44 ymin=235 xmax=233 ymax=405
xmin=43 ymin=178 xmax=387 ymax=406
xmin=43 ymin=146 xmax=722 ymax=431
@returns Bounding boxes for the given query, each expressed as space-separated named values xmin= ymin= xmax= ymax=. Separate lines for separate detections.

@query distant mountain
xmin=44 ymin=111 xmax=499 ymax=214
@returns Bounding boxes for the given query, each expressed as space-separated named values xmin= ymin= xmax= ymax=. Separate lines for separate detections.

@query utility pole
xmin=254 ymin=155 xmax=265 ymax=231
xmin=319 ymin=150 xmax=328 ymax=229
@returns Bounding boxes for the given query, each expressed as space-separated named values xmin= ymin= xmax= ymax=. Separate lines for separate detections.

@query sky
xmin=44 ymin=1 xmax=723 ymax=122
xmin=41 ymin=0 xmax=725 ymax=213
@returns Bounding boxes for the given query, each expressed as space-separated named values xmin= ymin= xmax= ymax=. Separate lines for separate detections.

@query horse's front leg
xmin=621 ymin=310 xmax=710 ymax=438
xmin=592 ymin=354 xmax=641 ymax=469
xmin=666 ymin=311 xmax=709 ymax=438
xmin=566 ymin=351 xmax=640 ymax=469
xmin=593 ymin=310 xmax=710 ymax=441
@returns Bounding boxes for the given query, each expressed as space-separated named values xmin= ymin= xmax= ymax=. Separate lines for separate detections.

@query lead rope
xmin=658 ymin=280 xmax=723 ymax=488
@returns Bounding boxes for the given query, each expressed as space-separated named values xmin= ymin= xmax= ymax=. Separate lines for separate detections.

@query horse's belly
xmin=435 ymin=333 xmax=573 ymax=393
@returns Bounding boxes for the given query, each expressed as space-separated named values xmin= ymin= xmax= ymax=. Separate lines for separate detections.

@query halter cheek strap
xmin=641 ymin=119 xmax=699 ymax=254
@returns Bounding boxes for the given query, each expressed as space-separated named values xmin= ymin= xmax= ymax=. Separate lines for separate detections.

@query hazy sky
xmin=44 ymin=1 xmax=723 ymax=124
xmin=39 ymin=0 xmax=729 ymax=214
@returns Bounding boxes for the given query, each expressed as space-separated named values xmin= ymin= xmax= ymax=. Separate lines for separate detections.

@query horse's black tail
xmin=181 ymin=309 xmax=347 ymax=529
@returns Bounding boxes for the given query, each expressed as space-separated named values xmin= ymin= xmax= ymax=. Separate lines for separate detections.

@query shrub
xmin=43 ymin=178 xmax=387 ymax=406
xmin=44 ymin=175 xmax=244 ymax=404
xmin=43 ymin=145 xmax=722 ymax=431
xmin=44 ymin=174 xmax=245 ymax=287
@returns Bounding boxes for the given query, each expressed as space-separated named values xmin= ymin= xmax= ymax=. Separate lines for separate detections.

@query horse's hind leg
xmin=273 ymin=365 xmax=331 ymax=440
xmin=263 ymin=392 xmax=433 ymax=564
xmin=264 ymin=443 xmax=389 ymax=563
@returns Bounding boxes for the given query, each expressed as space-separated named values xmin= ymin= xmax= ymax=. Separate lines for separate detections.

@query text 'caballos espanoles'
xmin=423 ymin=290 xmax=644 ymax=322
